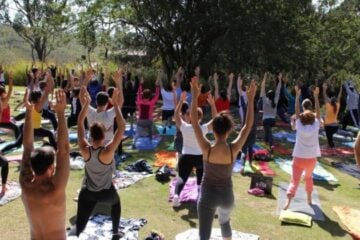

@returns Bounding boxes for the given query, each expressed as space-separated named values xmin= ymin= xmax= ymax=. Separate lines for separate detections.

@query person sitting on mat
xmin=190 ymin=76 xmax=256 ymax=240
xmin=70 ymin=86 xmax=125 ymax=240
xmin=132 ymin=76 xmax=160 ymax=148
xmin=172 ymin=88 xmax=217 ymax=208
xmin=322 ymin=80 xmax=342 ymax=148
xmin=158 ymin=70 xmax=177 ymax=134
xmin=0 ymin=71 xmax=21 ymax=141
xmin=20 ymin=89 xmax=69 ymax=239
xmin=283 ymin=84 xmax=321 ymax=210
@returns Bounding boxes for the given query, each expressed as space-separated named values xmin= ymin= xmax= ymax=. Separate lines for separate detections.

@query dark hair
xmin=143 ymin=89 xmax=151 ymax=99
xmin=96 ymin=91 xmax=109 ymax=107
xmin=165 ymin=82 xmax=173 ymax=92
xmin=0 ymin=85 xmax=6 ymax=95
xmin=90 ymin=122 xmax=105 ymax=141
xmin=302 ymin=99 xmax=313 ymax=111
xmin=201 ymin=85 xmax=207 ymax=94
xmin=107 ymin=87 xmax=115 ymax=98
xmin=266 ymin=90 xmax=276 ymax=108
xmin=30 ymin=91 xmax=42 ymax=103
xmin=181 ymin=101 xmax=189 ymax=115
xmin=220 ymin=90 xmax=227 ymax=101
xmin=72 ymin=88 xmax=80 ymax=97
xmin=61 ymin=79 xmax=68 ymax=89
xmin=39 ymin=81 xmax=47 ymax=91
xmin=212 ymin=111 xmax=234 ymax=136
xmin=330 ymin=97 xmax=338 ymax=114
xmin=30 ymin=147 xmax=55 ymax=176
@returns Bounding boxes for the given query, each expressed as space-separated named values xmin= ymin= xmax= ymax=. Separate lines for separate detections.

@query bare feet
xmin=1 ymin=184 xmax=7 ymax=194
xmin=283 ymin=195 xmax=293 ymax=210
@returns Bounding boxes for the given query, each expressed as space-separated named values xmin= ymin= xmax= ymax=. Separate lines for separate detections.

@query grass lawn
xmin=0 ymin=86 xmax=359 ymax=239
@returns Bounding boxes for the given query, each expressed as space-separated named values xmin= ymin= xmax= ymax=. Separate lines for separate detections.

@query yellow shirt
xmin=31 ymin=107 xmax=42 ymax=129
xmin=324 ymin=102 xmax=339 ymax=125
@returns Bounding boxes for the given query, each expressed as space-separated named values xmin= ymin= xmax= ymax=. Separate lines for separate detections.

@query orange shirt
xmin=324 ymin=102 xmax=340 ymax=125
xmin=198 ymin=93 xmax=209 ymax=107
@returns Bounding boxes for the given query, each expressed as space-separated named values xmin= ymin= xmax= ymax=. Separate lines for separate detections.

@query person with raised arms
xmin=190 ymin=76 xmax=256 ymax=240
xmin=20 ymin=89 xmax=69 ymax=239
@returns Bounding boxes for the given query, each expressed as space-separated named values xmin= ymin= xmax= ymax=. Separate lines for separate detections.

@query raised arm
xmin=136 ymin=77 xmax=144 ymax=103
xmin=294 ymin=86 xmax=301 ymax=119
xmin=77 ymin=87 xmax=91 ymax=159
xmin=150 ymin=80 xmax=160 ymax=105
xmin=101 ymin=89 xmax=126 ymax=164
xmin=237 ymin=74 xmax=243 ymax=97
xmin=157 ymin=70 xmax=164 ymax=89
xmin=203 ymin=93 xmax=217 ymax=132
xmin=3 ymin=71 xmax=13 ymax=106
xmin=227 ymin=72 xmax=234 ymax=100
xmin=313 ymin=86 xmax=321 ymax=121
xmin=231 ymin=80 xmax=256 ymax=153
xmin=52 ymin=90 xmax=70 ymax=188
xmin=260 ymin=72 xmax=267 ymax=97
xmin=337 ymin=81 xmax=343 ymax=102
xmin=274 ymin=76 xmax=282 ymax=104
xmin=190 ymin=77 xmax=211 ymax=153
xmin=322 ymin=82 xmax=330 ymax=103
xmin=19 ymin=89 xmax=34 ymax=184
xmin=175 ymin=67 xmax=184 ymax=89
xmin=35 ymin=71 xmax=52 ymax=112
xmin=213 ymin=72 xmax=219 ymax=99
xmin=175 ymin=91 xmax=187 ymax=128
xmin=112 ymin=69 xmax=124 ymax=105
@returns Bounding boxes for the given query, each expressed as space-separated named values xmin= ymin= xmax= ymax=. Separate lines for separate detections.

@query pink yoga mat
xmin=169 ymin=177 xmax=198 ymax=203
xmin=255 ymin=161 xmax=276 ymax=176
xmin=321 ymin=146 xmax=354 ymax=157
xmin=6 ymin=155 xmax=22 ymax=162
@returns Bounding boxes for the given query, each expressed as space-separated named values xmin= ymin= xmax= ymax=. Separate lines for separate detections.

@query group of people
xmin=0 ymin=63 xmax=359 ymax=240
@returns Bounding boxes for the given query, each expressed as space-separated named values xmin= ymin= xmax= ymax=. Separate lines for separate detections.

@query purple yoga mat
xmin=169 ymin=177 xmax=198 ymax=203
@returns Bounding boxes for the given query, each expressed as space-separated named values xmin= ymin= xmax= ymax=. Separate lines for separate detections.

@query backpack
xmin=155 ymin=165 xmax=172 ymax=182
xmin=253 ymin=149 xmax=271 ymax=161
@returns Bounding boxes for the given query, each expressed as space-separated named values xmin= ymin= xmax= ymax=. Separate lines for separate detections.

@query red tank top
xmin=1 ymin=105 xmax=10 ymax=123
xmin=215 ymin=98 xmax=230 ymax=112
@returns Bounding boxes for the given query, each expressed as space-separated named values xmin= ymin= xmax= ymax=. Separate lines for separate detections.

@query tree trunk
xmin=104 ymin=48 xmax=108 ymax=59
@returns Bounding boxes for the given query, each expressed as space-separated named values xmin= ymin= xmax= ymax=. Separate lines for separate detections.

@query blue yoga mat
xmin=342 ymin=141 xmax=355 ymax=148
xmin=275 ymin=158 xmax=338 ymax=182
xmin=156 ymin=124 xmax=176 ymax=136
xmin=69 ymin=133 xmax=78 ymax=143
xmin=273 ymin=131 xmax=296 ymax=143
xmin=134 ymin=136 xmax=161 ymax=150
xmin=332 ymin=162 xmax=360 ymax=179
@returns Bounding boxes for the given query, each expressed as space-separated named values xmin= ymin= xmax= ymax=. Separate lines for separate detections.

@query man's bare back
xmin=355 ymin=131 xmax=360 ymax=167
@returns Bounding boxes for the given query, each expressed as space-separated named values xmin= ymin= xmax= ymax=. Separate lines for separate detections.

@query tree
xmin=0 ymin=0 xmax=71 ymax=62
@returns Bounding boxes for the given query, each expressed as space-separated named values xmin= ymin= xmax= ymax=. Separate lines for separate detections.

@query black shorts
xmin=162 ymin=110 xmax=174 ymax=121
xmin=122 ymin=107 xmax=136 ymax=119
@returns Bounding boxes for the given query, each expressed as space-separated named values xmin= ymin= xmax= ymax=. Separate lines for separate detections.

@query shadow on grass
xmin=311 ymin=205 xmax=347 ymax=238
xmin=173 ymin=202 xmax=198 ymax=228
xmin=314 ymin=181 xmax=341 ymax=191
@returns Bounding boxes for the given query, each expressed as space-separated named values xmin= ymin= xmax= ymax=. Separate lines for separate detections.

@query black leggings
xmin=175 ymin=154 xmax=203 ymax=196
xmin=0 ymin=122 xmax=21 ymax=140
xmin=342 ymin=109 xmax=359 ymax=130
xmin=76 ymin=185 xmax=121 ymax=236
xmin=14 ymin=109 xmax=58 ymax=130
xmin=324 ymin=125 xmax=338 ymax=148
xmin=0 ymin=156 xmax=9 ymax=184
xmin=1 ymin=124 xmax=57 ymax=154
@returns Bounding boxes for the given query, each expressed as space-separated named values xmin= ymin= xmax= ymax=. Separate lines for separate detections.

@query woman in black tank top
xmin=190 ymin=76 xmax=257 ymax=240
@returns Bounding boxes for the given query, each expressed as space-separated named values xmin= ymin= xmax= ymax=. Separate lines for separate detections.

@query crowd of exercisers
xmin=0 ymin=64 xmax=359 ymax=240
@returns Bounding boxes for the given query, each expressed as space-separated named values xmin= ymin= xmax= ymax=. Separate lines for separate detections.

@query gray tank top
xmin=202 ymin=144 xmax=234 ymax=187
xmin=83 ymin=146 xmax=115 ymax=192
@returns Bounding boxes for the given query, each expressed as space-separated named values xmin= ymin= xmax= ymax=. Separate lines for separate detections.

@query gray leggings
xmin=198 ymin=185 xmax=234 ymax=240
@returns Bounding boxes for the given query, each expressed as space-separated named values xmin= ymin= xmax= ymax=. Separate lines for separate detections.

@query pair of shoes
xmin=112 ymin=232 xmax=125 ymax=240
xmin=172 ymin=194 xmax=180 ymax=207
xmin=145 ymin=230 xmax=165 ymax=240
xmin=134 ymin=159 xmax=153 ymax=173
xmin=248 ymin=187 xmax=265 ymax=197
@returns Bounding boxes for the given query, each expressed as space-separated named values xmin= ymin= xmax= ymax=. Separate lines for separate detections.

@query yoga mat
xmin=253 ymin=161 xmax=276 ymax=176
xmin=154 ymin=151 xmax=177 ymax=168
xmin=0 ymin=128 xmax=11 ymax=135
xmin=67 ymin=214 xmax=147 ymax=240
xmin=112 ymin=171 xmax=153 ymax=190
xmin=169 ymin=177 xmax=198 ymax=203
xmin=134 ymin=136 xmax=161 ymax=150
xmin=273 ymin=144 xmax=292 ymax=155
xmin=333 ymin=206 xmax=360 ymax=240
xmin=156 ymin=124 xmax=176 ymax=136
xmin=124 ymin=124 xmax=136 ymax=136
xmin=0 ymin=181 xmax=22 ymax=206
xmin=320 ymin=146 xmax=354 ymax=157
xmin=275 ymin=121 xmax=291 ymax=128
xmin=233 ymin=159 xmax=243 ymax=173
xmin=243 ymin=160 xmax=254 ymax=174
xmin=176 ymin=228 xmax=260 ymax=240
xmin=331 ymin=162 xmax=360 ymax=179
xmin=273 ymin=131 xmax=296 ymax=143
xmin=342 ymin=141 xmax=355 ymax=148
xmin=277 ymin=182 xmax=324 ymax=221
xmin=6 ymin=154 xmax=22 ymax=162
xmin=275 ymin=158 xmax=338 ymax=182
xmin=69 ymin=132 xmax=78 ymax=143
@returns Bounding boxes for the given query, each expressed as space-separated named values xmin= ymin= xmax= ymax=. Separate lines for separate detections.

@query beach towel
xmin=154 ymin=151 xmax=177 ymax=168
xmin=67 ymin=214 xmax=147 ymax=240
xmin=253 ymin=161 xmax=276 ymax=176
xmin=133 ymin=136 xmax=161 ymax=150
xmin=175 ymin=228 xmax=260 ymax=240
xmin=333 ymin=206 xmax=360 ymax=240
xmin=70 ymin=156 xmax=85 ymax=170
xmin=320 ymin=146 xmax=354 ymax=157
xmin=277 ymin=182 xmax=324 ymax=221
xmin=0 ymin=181 xmax=21 ymax=206
xmin=112 ymin=171 xmax=152 ymax=190
xmin=169 ymin=177 xmax=198 ymax=203
xmin=275 ymin=158 xmax=338 ymax=182
xmin=331 ymin=162 xmax=360 ymax=179
xmin=156 ymin=124 xmax=176 ymax=136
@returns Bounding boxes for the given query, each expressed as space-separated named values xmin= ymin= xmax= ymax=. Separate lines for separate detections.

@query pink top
xmin=1 ymin=105 xmax=11 ymax=123
xmin=136 ymin=84 xmax=160 ymax=120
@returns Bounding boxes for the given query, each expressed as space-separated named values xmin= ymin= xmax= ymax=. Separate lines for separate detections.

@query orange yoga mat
xmin=333 ymin=206 xmax=360 ymax=240
xmin=154 ymin=151 xmax=177 ymax=168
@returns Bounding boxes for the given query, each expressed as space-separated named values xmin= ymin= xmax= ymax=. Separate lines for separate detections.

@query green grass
xmin=1 ymin=86 xmax=359 ymax=239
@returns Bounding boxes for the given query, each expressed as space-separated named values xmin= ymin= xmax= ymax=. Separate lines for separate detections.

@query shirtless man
xmin=20 ymin=89 xmax=69 ymax=240
xmin=355 ymin=131 xmax=360 ymax=167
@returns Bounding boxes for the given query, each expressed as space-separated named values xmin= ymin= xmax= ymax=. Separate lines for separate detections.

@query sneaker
xmin=248 ymin=187 xmax=265 ymax=197
xmin=173 ymin=194 xmax=180 ymax=207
